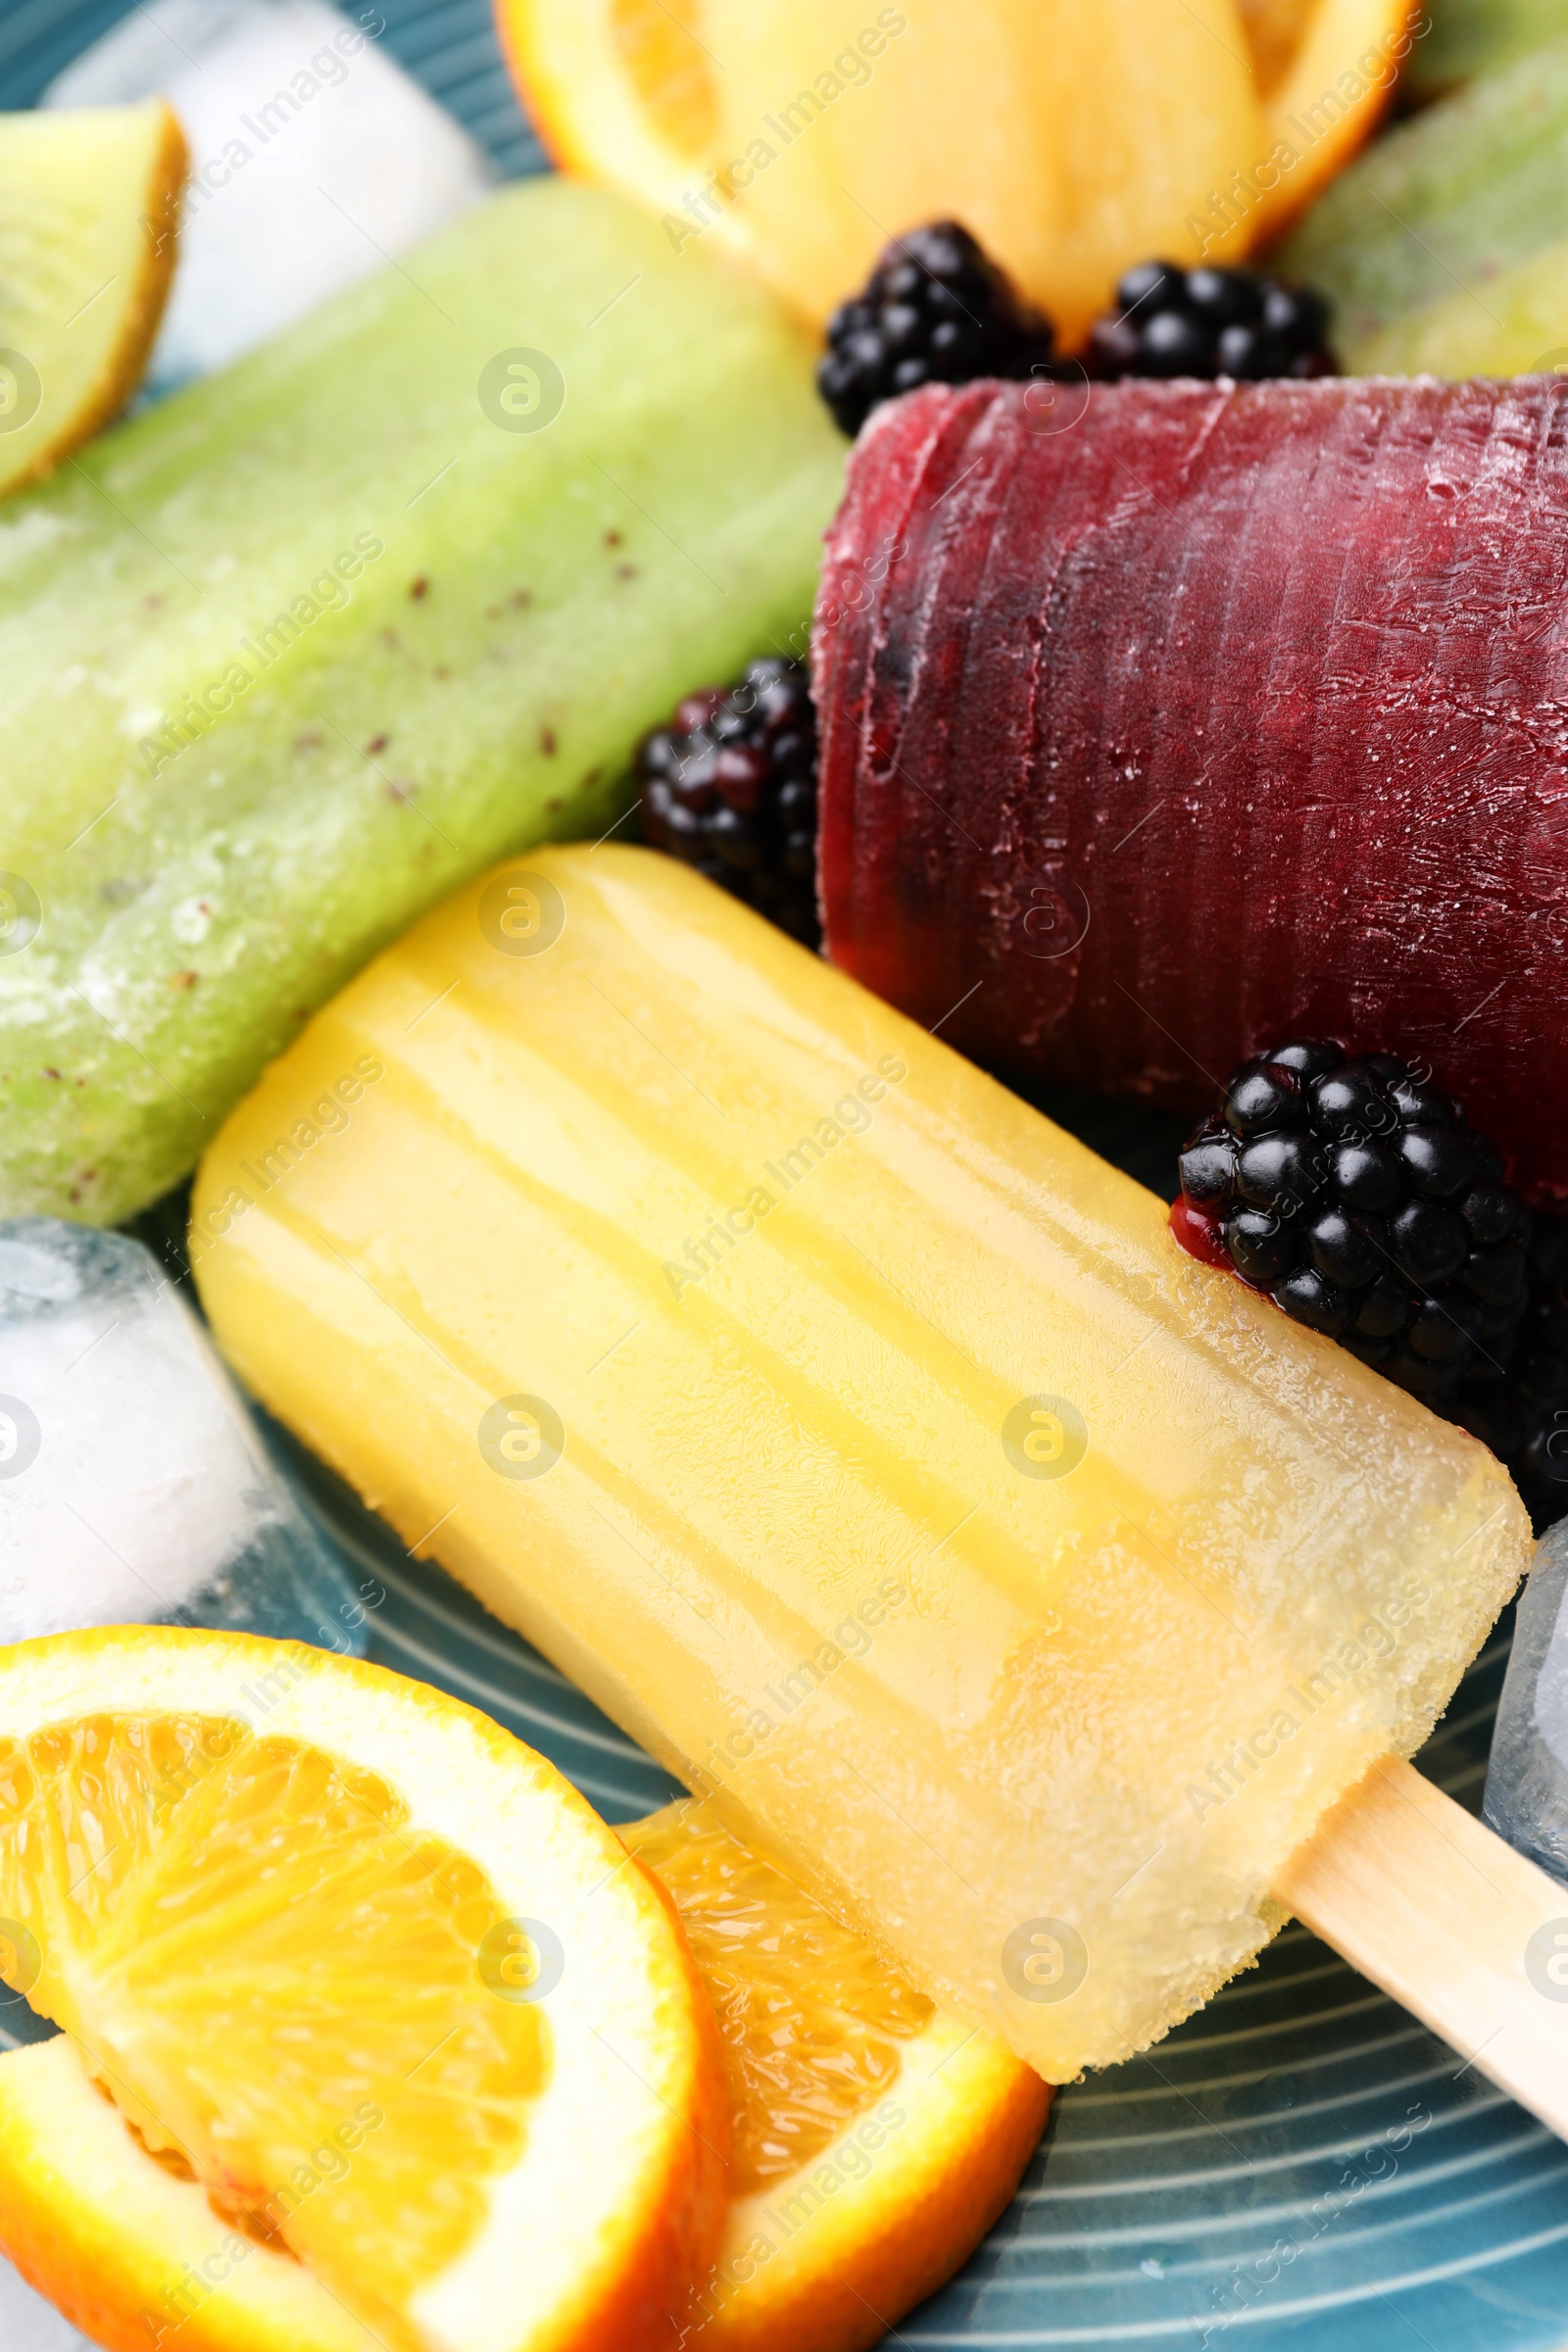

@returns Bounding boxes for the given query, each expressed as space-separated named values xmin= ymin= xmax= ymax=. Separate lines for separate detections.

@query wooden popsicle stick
xmin=1273 ymin=1754 xmax=1568 ymax=2139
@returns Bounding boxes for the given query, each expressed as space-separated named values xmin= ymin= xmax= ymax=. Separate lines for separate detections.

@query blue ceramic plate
xmin=3 ymin=7 xmax=1566 ymax=2346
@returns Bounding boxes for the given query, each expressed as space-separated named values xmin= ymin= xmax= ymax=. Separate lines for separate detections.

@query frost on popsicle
xmin=191 ymin=848 xmax=1531 ymax=2081
xmin=813 ymin=373 xmax=1568 ymax=1206
xmin=0 ymin=178 xmax=845 ymax=1226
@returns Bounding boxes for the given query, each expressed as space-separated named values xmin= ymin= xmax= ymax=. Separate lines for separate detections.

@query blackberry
xmin=817 ymin=220 xmax=1056 ymax=438
xmin=637 ymin=658 xmax=820 ymax=945
xmin=1174 ymin=1040 xmax=1568 ymax=1530
xmin=1088 ymin=260 xmax=1337 ymax=382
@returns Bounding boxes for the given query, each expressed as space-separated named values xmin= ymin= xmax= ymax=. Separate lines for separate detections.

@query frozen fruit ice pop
xmin=1276 ymin=39 xmax=1568 ymax=372
xmin=813 ymin=374 xmax=1568 ymax=1202
xmin=1485 ymin=1516 xmax=1568 ymax=1882
xmin=190 ymin=847 xmax=1530 ymax=2080
xmin=0 ymin=1218 xmax=362 ymax=1649
xmin=0 ymin=176 xmax=843 ymax=1227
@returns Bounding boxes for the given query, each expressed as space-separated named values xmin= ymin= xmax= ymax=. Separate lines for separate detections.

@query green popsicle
xmin=1406 ymin=0 xmax=1568 ymax=99
xmin=1276 ymin=39 xmax=1568 ymax=372
xmin=0 ymin=177 xmax=844 ymax=1225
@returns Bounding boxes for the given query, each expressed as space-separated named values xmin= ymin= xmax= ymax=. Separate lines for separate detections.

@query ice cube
xmin=1484 ymin=1518 xmax=1568 ymax=1882
xmin=0 ymin=1219 xmax=364 ymax=1650
xmin=45 ymin=0 xmax=495 ymax=392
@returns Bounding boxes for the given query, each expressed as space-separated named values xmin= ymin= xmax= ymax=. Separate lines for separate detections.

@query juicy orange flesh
xmin=0 ymin=1712 xmax=545 ymax=2314
xmin=1239 ymin=0 xmax=1309 ymax=93
xmin=610 ymin=0 xmax=719 ymax=154
xmin=627 ymin=1805 xmax=932 ymax=2194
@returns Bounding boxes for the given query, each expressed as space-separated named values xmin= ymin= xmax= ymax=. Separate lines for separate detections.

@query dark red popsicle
xmin=813 ymin=376 xmax=1568 ymax=1201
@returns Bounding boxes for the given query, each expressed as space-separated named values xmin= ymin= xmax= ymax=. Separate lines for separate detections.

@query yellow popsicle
xmin=191 ymin=847 xmax=1530 ymax=2081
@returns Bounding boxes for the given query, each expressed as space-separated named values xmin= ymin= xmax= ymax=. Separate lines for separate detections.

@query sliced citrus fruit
xmin=0 ymin=1627 xmax=729 ymax=2352
xmin=1245 ymin=0 xmax=1415 ymax=242
xmin=1239 ymin=0 xmax=1313 ymax=97
xmin=621 ymin=1802 xmax=1049 ymax=2352
xmin=498 ymin=0 xmax=1263 ymax=340
xmin=0 ymin=2036 xmax=382 ymax=2352
xmin=0 ymin=100 xmax=186 ymax=500
xmin=0 ymin=1773 xmax=1047 ymax=2352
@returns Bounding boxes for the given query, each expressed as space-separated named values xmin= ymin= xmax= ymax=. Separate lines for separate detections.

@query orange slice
xmin=1242 ymin=0 xmax=1417 ymax=243
xmin=0 ymin=1628 xmax=728 ymax=2352
xmin=624 ymin=1803 xmax=1050 ymax=2352
xmin=1239 ymin=0 xmax=1314 ymax=96
xmin=0 ymin=2039 xmax=382 ymax=2352
xmin=0 ymin=100 xmax=186 ymax=500
xmin=498 ymin=0 xmax=1263 ymax=341
xmin=0 ymin=1761 xmax=1046 ymax=2352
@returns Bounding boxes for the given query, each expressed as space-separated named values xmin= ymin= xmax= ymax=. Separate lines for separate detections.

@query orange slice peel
xmin=0 ymin=1641 xmax=1046 ymax=2352
xmin=626 ymin=1802 xmax=1051 ymax=2352
xmin=0 ymin=1628 xmax=729 ymax=2352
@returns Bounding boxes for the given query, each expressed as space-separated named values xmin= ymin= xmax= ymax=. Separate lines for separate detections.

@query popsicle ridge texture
xmin=0 ymin=178 xmax=845 ymax=1226
xmin=815 ymin=374 xmax=1568 ymax=1202
xmin=192 ymin=848 xmax=1530 ymax=2080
